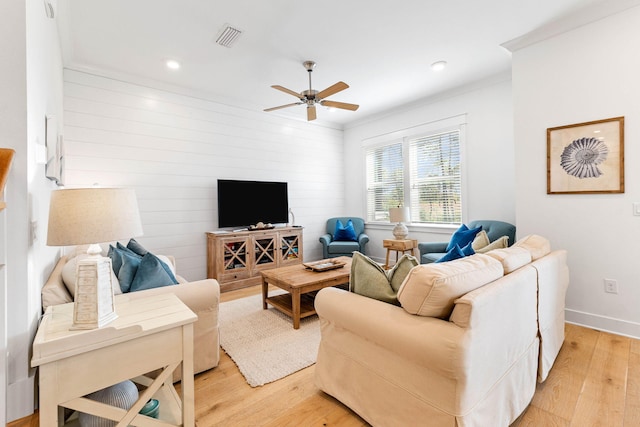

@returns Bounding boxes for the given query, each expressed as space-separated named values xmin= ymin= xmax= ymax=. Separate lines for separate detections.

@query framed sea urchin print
xmin=547 ymin=116 xmax=624 ymax=194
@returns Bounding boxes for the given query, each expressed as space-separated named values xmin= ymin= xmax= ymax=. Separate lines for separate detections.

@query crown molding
xmin=502 ymin=0 xmax=640 ymax=52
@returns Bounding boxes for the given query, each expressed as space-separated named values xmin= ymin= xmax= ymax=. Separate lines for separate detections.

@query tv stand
xmin=206 ymin=226 xmax=303 ymax=292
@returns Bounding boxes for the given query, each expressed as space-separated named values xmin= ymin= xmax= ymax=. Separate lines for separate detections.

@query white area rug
xmin=218 ymin=292 xmax=320 ymax=387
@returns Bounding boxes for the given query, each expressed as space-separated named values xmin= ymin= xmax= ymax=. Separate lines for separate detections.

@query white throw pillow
xmin=62 ymin=254 xmax=122 ymax=297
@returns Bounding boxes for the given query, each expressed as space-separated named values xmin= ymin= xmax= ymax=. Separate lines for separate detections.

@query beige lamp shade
xmin=47 ymin=187 xmax=143 ymax=246
xmin=389 ymin=207 xmax=410 ymax=224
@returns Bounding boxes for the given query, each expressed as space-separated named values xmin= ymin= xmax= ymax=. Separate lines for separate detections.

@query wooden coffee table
xmin=261 ymin=256 xmax=352 ymax=329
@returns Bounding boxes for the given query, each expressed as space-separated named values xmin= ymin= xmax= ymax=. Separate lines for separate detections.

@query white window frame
xmin=362 ymin=114 xmax=467 ymax=228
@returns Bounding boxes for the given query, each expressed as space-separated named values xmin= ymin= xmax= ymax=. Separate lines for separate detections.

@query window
xmin=364 ymin=116 xmax=465 ymax=226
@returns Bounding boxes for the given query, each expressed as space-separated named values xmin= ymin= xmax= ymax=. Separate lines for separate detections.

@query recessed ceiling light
xmin=431 ymin=61 xmax=447 ymax=71
xmin=166 ymin=60 xmax=180 ymax=70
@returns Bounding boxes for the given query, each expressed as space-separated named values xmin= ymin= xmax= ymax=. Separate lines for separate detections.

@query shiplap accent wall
xmin=63 ymin=70 xmax=344 ymax=280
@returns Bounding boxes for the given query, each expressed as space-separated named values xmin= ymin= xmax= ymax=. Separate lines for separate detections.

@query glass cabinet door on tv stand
xmin=218 ymin=236 xmax=251 ymax=284
xmin=280 ymin=232 xmax=302 ymax=266
xmin=253 ymin=235 xmax=277 ymax=272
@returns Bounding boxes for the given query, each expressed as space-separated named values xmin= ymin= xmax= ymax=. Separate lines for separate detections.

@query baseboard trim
xmin=6 ymin=375 xmax=35 ymax=422
xmin=565 ymin=308 xmax=640 ymax=339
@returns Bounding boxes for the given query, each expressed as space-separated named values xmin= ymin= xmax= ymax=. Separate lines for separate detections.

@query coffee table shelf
xmin=265 ymin=293 xmax=317 ymax=320
xmin=261 ymin=256 xmax=352 ymax=329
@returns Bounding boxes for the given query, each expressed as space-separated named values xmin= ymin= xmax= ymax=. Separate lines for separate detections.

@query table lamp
xmin=389 ymin=207 xmax=410 ymax=240
xmin=47 ymin=187 xmax=143 ymax=329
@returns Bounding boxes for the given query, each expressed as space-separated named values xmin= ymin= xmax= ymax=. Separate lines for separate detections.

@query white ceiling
xmin=56 ymin=0 xmax=608 ymax=126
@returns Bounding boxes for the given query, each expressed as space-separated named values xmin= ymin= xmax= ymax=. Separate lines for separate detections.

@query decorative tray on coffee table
xmin=303 ymin=259 xmax=347 ymax=272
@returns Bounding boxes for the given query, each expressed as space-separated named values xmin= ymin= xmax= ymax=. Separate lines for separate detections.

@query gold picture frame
xmin=547 ymin=116 xmax=624 ymax=194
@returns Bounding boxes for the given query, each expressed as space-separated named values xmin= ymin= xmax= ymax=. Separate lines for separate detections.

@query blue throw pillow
xmin=107 ymin=245 xmax=123 ymax=275
xmin=117 ymin=249 xmax=143 ymax=293
xmin=334 ymin=219 xmax=358 ymax=241
xmin=126 ymin=238 xmax=148 ymax=256
xmin=117 ymin=242 xmax=141 ymax=258
xmin=446 ymin=224 xmax=482 ymax=251
xmin=129 ymin=253 xmax=179 ymax=292
xmin=436 ymin=245 xmax=465 ymax=263
xmin=461 ymin=241 xmax=476 ymax=256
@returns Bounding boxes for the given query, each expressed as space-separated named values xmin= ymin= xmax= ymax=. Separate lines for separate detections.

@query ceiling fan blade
xmin=263 ymin=102 xmax=302 ymax=112
xmin=321 ymin=100 xmax=360 ymax=111
xmin=307 ymin=105 xmax=317 ymax=121
xmin=316 ymin=81 xmax=349 ymax=100
xmin=271 ymin=85 xmax=302 ymax=99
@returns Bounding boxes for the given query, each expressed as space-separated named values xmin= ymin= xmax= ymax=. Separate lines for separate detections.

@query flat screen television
xmin=217 ymin=179 xmax=289 ymax=228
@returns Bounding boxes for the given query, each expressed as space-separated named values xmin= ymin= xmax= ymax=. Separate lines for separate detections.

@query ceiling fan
xmin=264 ymin=60 xmax=359 ymax=121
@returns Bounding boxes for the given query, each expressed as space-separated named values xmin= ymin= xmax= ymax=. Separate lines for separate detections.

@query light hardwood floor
xmin=11 ymin=285 xmax=640 ymax=426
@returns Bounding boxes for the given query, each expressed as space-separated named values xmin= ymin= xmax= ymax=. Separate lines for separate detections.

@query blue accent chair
xmin=319 ymin=217 xmax=369 ymax=259
xmin=418 ymin=220 xmax=516 ymax=264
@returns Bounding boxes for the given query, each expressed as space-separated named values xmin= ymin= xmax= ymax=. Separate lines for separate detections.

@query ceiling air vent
xmin=215 ymin=24 xmax=242 ymax=48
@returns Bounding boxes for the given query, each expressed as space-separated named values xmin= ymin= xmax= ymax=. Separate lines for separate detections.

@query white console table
xmin=32 ymin=293 xmax=197 ymax=426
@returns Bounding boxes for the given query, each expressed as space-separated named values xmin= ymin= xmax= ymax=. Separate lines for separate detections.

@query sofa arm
xmin=127 ymin=279 xmax=220 ymax=314
xmin=315 ymin=287 xmax=464 ymax=376
xmin=449 ymin=264 xmax=539 ymax=409
xmin=418 ymin=241 xmax=448 ymax=258
xmin=41 ymin=256 xmax=73 ymax=312
xmin=358 ymin=233 xmax=369 ymax=247
xmin=319 ymin=233 xmax=332 ymax=247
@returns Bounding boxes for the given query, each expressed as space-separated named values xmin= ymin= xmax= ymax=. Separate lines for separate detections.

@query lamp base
xmin=71 ymin=256 xmax=117 ymax=330
xmin=392 ymin=223 xmax=409 ymax=240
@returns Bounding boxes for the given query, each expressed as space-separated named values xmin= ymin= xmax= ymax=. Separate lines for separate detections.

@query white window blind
xmin=365 ymin=142 xmax=404 ymax=222
xmin=409 ymin=130 xmax=461 ymax=224
xmin=364 ymin=116 xmax=464 ymax=226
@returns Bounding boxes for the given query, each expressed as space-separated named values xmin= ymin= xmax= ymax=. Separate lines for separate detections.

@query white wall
xmin=0 ymin=3 xmax=27 ymax=423
xmin=62 ymin=70 xmax=345 ymax=278
xmin=343 ymin=77 xmax=515 ymax=262
xmin=1 ymin=0 xmax=64 ymax=421
xmin=512 ymin=6 xmax=640 ymax=337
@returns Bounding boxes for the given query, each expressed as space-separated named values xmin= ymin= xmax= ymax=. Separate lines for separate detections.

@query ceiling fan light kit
xmin=264 ymin=60 xmax=359 ymax=121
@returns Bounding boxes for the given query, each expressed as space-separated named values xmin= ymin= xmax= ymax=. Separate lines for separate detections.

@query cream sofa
xmin=314 ymin=235 xmax=568 ymax=427
xmin=41 ymin=254 xmax=221 ymax=378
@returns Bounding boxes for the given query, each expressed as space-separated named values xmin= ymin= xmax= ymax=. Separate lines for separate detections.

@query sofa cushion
xmin=328 ymin=241 xmax=360 ymax=254
xmin=446 ymin=224 xmax=482 ymax=251
xmin=397 ymin=253 xmax=504 ymax=318
xmin=485 ymin=246 xmax=532 ymax=274
xmin=333 ymin=219 xmax=358 ymax=241
xmin=476 ymin=235 xmax=510 ymax=253
xmin=61 ymin=254 xmax=122 ymax=297
xmin=350 ymin=252 xmax=418 ymax=305
xmin=514 ymin=234 xmax=551 ymax=260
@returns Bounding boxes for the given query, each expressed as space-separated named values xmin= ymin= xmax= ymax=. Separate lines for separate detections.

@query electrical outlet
xmin=604 ymin=279 xmax=618 ymax=294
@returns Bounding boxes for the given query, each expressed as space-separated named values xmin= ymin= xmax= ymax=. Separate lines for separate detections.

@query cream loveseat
xmin=41 ymin=253 xmax=221 ymax=378
xmin=315 ymin=235 xmax=568 ymax=427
